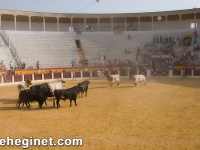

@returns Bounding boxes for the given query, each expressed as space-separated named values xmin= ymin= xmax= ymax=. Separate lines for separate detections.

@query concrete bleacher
xmin=6 ymin=31 xmax=79 ymax=68
xmin=0 ymin=35 xmax=15 ymax=69
xmin=77 ymin=32 xmax=138 ymax=64
xmin=4 ymin=28 xmax=200 ymax=68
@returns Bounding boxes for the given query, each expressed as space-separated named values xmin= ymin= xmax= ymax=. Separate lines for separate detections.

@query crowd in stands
xmin=113 ymin=24 xmax=121 ymax=31
xmin=129 ymin=23 xmax=138 ymax=31
xmin=167 ymin=30 xmax=200 ymax=70
xmin=73 ymin=25 xmax=82 ymax=34
xmin=145 ymin=42 xmax=173 ymax=55
xmin=71 ymin=58 xmax=88 ymax=67
xmin=86 ymin=24 xmax=94 ymax=31
xmin=94 ymin=52 xmax=133 ymax=68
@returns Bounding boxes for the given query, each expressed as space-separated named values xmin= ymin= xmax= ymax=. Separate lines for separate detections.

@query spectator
xmin=103 ymin=54 xmax=106 ymax=60
xmin=2 ymin=69 xmax=7 ymax=82
xmin=22 ymin=62 xmax=26 ymax=69
xmin=181 ymin=68 xmax=186 ymax=78
xmin=75 ymin=58 xmax=78 ymax=67
xmin=137 ymin=42 xmax=140 ymax=49
xmin=84 ymin=68 xmax=88 ymax=72
xmin=0 ymin=60 xmax=5 ymax=70
xmin=98 ymin=52 xmax=101 ymax=59
xmin=194 ymin=30 xmax=197 ymax=38
xmin=86 ymin=24 xmax=89 ymax=31
xmin=71 ymin=69 xmax=76 ymax=81
xmin=101 ymin=70 xmax=104 ymax=77
xmin=9 ymin=61 xmax=14 ymax=75
xmin=97 ymin=70 xmax=101 ymax=79
xmin=90 ymin=26 xmax=93 ymax=31
xmin=94 ymin=59 xmax=98 ymax=67
xmin=128 ymin=34 xmax=131 ymax=40
xmin=190 ymin=51 xmax=194 ymax=62
xmin=36 ymin=61 xmax=40 ymax=69
xmin=71 ymin=59 xmax=75 ymax=67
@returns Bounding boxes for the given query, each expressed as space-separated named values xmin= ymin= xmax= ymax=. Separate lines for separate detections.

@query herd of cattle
xmin=17 ymin=79 xmax=90 ymax=109
xmin=16 ymin=74 xmax=146 ymax=109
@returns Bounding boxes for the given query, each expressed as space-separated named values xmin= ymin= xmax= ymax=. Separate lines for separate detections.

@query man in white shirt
xmin=9 ymin=61 xmax=14 ymax=75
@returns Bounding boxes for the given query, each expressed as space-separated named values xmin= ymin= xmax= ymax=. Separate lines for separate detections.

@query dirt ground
xmin=0 ymin=78 xmax=200 ymax=150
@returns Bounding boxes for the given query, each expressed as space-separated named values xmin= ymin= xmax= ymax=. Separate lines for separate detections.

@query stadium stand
xmin=2 ymin=28 xmax=199 ymax=69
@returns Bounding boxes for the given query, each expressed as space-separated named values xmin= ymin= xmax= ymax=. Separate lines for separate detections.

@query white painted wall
xmin=180 ymin=20 xmax=194 ymax=29
xmin=167 ymin=21 xmax=181 ymax=30
xmin=59 ymin=23 xmax=70 ymax=32
xmin=1 ymin=21 xmax=14 ymax=30
xmin=31 ymin=22 xmax=43 ymax=31
xmin=99 ymin=23 xmax=112 ymax=31
xmin=16 ymin=22 xmax=29 ymax=31
xmin=153 ymin=21 xmax=166 ymax=30
xmin=46 ymin=23 xmax=57 ymax=31
xmin=140 ymin=22 xmax=152 ymax=31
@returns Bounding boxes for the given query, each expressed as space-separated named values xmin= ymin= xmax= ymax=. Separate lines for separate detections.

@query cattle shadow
xmin=0 ymin=106 xmax=19 ymax=111
xmin=90 ymin=86 xmax=108 ymax=89
xmin=0 ymin=99 xmax=18 ymax=104
xmin=0 ymin=105 xmax=57 ymax=111
xmin=20 ymin=106 xmax=56 ymax=111
xmin=115 ymin=85 xmax=135 ymax=88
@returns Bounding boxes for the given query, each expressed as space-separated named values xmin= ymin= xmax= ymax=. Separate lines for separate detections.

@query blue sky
xmin=0 ymin=0 xmax=200 ymax=14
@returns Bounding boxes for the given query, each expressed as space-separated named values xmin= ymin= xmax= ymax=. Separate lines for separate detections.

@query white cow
xmin=132 ymin=74 xmax=146 ymax=87
xmin=49 ymin=79 xmax=65 ymax=92
xmin=48 ymin=79 xmax=65 ymax=106
xmin=107 ymin=74 xmax=120 ymax=87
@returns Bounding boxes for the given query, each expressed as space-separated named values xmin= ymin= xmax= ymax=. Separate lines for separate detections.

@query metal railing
xmin=0 ymin=30 xmax=9 ymax=45
xmin=0 ymin=30 xmax=22 ymax=68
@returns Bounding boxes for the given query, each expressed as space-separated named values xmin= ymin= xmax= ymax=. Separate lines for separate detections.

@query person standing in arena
xmin=181 ymin=68 xmax=186 ymax=78
xmin=36 ymin=61 xmax=40 ymax=69
xmin=71 ymin=69 xmax=76 ymax=81
xmin=9 ymin=61 xmax=14 ymax=75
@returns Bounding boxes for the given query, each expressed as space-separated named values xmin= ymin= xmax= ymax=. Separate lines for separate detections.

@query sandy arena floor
xmin=0 ymin=78 xmax=200 ymax=150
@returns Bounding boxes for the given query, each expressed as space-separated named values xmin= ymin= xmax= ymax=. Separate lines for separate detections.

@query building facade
xmin=0 ymin=8 xmax=200 ymax=32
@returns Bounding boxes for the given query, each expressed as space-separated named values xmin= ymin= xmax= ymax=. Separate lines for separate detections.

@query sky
xmin=0 ymin=0 xmax=200 ymax=14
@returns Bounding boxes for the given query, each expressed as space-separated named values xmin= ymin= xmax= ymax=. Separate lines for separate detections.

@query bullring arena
xmin=0 ymin=1 xmax=200 ymax=149
xmin=0 ymin=78 xmax=200 ymax=149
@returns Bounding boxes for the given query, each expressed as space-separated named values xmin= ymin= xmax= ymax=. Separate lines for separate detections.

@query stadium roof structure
xmin=0 ymin=8 xmax=200 ymax=23
xmin=0 ymin=0 xmax=200 ymax=14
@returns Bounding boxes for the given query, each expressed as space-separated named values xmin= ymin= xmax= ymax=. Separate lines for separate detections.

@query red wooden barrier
xmin=34 ymin=74 xmax=42 ymax=80
xmin=173 ymin=70 xmax=181 ymax=76
xmin=63 ymin=72 xmax=71 ymax=78
xmin=44 ymin=73 xmax=52 ymax=79
xmin=14 ymin=75 xmax=23 ymax=82
xmin=193 ymin=70 xmax=200 ymax=76
xmin=24 ymin=74 xmax=32 ymax=81
xmin=54 ymin=72 xmax=61 ymax=79
xmin=82 ymin=72 xmax=90 ymax=77
xmin=92 ymin=71 xmax=97 ymax=77
xmin=4 ymin=76 xmax=12 ymax=83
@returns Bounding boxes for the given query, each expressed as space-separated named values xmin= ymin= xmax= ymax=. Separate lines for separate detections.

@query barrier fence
xmin=0 ymin=69 xmax=200 ymax=84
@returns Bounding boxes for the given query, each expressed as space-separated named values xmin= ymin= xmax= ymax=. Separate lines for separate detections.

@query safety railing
xmin=0 ymin=30 xmax=22 ymax=68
